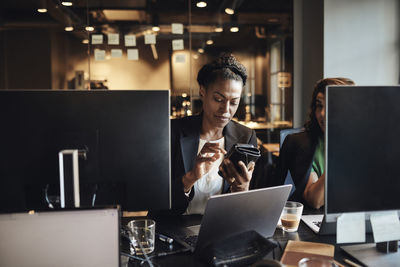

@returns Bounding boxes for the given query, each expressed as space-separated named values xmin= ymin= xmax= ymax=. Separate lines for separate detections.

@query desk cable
xmin=267 ymin=238 xmax=283 ymax=261
xmin=44 ymin=184 xmax=54 ymax=209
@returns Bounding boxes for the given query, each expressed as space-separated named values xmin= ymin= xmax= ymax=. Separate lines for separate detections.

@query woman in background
xmin=278 ymin=77 xmax=355 ymax=209
xmin=170 ymin=54 xmax=257 ymax=215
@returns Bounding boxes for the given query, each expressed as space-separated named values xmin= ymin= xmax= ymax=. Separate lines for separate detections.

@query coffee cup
xmin=281 ymin=201 xmax=303 ymax=232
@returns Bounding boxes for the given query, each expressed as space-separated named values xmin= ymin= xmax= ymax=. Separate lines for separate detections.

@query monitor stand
xmin=376 ymin=241 xmax=399 ymax=253
xmin=319 ymin=217 xmax=373 ymax=235
xmin=59 ymin=149 xmax=87 ymax=208
xmin=341 ymin=242 xmax=400 ymax=266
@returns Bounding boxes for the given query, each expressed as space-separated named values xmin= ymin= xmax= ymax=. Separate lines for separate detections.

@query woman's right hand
xmin=182 ymin=142 xmax=226 ymax=193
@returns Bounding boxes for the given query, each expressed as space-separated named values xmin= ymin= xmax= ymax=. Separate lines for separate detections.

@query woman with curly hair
xmin=278 ymin=78 xmax=354 ymax=209
xmin=170 ymin=54 xmax=257 ymax=215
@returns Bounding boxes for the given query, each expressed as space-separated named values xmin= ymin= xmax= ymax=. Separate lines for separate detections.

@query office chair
xmin=279 ymin=127 xmax=304 ymax=197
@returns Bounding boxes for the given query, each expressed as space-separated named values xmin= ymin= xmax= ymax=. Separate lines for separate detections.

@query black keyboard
xmin=183 ymin=235 xmax=198 ymax=247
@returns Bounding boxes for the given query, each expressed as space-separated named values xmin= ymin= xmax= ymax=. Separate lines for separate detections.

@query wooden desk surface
xmin=262 ymin=143 xmax=280 ymax=157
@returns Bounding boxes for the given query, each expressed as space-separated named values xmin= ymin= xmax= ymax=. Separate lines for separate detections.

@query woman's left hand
xmin=219 ymin=159 xmax=255 ymax=192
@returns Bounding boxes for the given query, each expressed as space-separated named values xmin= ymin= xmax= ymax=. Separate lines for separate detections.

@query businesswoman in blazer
xmin=170 ymin=54 xmax=257 ymax=215
xmin=278 ymin=77 xmax=354 ymax=209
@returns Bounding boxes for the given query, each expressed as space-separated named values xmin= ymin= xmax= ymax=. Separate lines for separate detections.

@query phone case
xmin=224 ymin=143 xmax=261 ymax=172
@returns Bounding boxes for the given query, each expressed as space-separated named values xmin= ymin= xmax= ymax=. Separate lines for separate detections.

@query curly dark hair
xmin=197 ymin=53 xmax=247 ymax=88
xmin=305 ymin=77 xmax=355 ymax=137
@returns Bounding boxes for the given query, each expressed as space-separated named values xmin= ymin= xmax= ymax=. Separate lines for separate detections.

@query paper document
xmin=171 ymin=23 xmax=184 ymax=34
xmin=336 ymin=213 xmax=366 ymax=244
xmin=111 ymin=49 xmax=122 ymax=58
xmin=370 ymin=211 xmax=400 ymax=243
xmin=124 ymin=35 xmax=136 ymax=46
xmin=144 ymin=34 xmax=156 ymax=44
xmin=127 ymin=49 xmax=139 ymax=60
xmin=94 ymin=49 xmax=105 ymax=61
xmin=91 ymin=34 xmax=103 ymax=44
xmin=172 ymin=39 xmax=184 ymax=50
xmin=175 ymin=54 xmax=186 ymax=63
xmin=108 ymin=33 xmax=119 ymax=45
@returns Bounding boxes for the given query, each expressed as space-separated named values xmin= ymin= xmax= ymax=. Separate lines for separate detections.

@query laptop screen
xmin=325 ymin=86 xmax=400 ymax=221
xmin=0 ymin=208 xmax=120 ymax=267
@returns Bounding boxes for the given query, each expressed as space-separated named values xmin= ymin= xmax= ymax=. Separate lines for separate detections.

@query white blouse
xmin=185 ymin=137 xmax=225 ymax=215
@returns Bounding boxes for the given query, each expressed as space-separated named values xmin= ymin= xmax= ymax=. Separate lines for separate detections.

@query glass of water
xmin=127 ymin=219 xmax=156 ymax=255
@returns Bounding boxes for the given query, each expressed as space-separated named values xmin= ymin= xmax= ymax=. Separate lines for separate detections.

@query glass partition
xmin=0 ymin=0 xmax=294 ymax=141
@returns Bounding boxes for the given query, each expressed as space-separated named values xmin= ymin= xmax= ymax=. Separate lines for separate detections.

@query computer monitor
xmin=325 ymin=85 xmax=400 ymax=222
xmin=0 ymin=207 xmax=120 ymax=267
xmin=0 ymin=90 xmax=170 ymax=212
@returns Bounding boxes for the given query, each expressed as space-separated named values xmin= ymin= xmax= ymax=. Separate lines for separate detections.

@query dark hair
xmin=197 ymin=53 xmax=247 ymax=88
xmin=304 ymin=77 xmax=355 ymax=137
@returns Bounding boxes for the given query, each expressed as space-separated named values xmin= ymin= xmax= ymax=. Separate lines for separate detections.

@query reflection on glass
xmin=2 ymin=0 xmax=293 ymax=131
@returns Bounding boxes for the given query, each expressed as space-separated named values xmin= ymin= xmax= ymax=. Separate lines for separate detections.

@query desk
xmin=122 ymin=214 xmax=373 ymax=267
xmin=262 ymin=143 xmax=280 ymax=157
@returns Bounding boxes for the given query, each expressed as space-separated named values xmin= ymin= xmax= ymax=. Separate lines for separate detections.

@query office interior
xmin=1 ymin=0 xmax=400 ymax=266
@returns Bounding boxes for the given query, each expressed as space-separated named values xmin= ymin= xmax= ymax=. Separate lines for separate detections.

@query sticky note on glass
xmin=175 ymin=54 xmax=186 ymax=63
xmin=370 ymin=211 xmax=400 ymax=243
xmin=336 ymin=213 xmax=366 ymax=244
xmin=108 ymin=33 xmax=119 ymax=45
xmin=125 ymin=35 xmax=136 ymax=46
xmin=144 ymin=34 xmax=156 ymax=44
xmin=171 ymin=23 xmax=184 ymax=34
xmin=127 ymin=49 xmax=139 ymax=60
xmin=91 ymin=34 xmax=103 ymax=44
xmin=94 ymin=49 xmax=105 ymax=61
xmin=111 ymin=49 xmax=122 ymax=58
xmin=172 ymin=39 xmax=184 ymax=51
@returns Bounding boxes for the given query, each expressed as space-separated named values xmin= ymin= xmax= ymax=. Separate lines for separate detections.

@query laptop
xmin=165 ymin=185 xmax=292 ymax=254
xmin=0 ymin=207 xmax=120 ymax=267
xmin=301 ymin=214 xmax=336 ymax=235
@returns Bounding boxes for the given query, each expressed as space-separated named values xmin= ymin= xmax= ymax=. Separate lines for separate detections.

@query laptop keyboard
xmin=183 ymin=235 xmax=198 ymax=247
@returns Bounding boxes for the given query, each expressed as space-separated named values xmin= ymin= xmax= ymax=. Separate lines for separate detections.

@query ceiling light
xmin=82 ymin=39 xmax=89 ymax=44
xmin=198 ymin=48 xmax=204 ymax=53
xmin=61 ymin=1 xmax=73 ymax=6
xmin=64 ymin=16 xmax=74 ymax=32
xmin=215 ymin=26 xmax=223 ymax=32
xmin=230 ymin=26 xmax=239 ymax=32
xmin=85 ymin=26 xmax=94 ymax=32
xmin=37 ymin=0 xmax=47 ymax=13
xmin=151 ymin=14 xmax=160 ymax=32
xmin=196 ymin=1 xmax=207 ymax=8
xmin=182 ymin=93 xmax=187 ymax=98
xmin=224 ymin=0 xmax=237 ymax=15
xmin=230 ymin=14 xmax=239 ymax=33
xmin=225 ymin=8 xmax=234 ymax=15
xmin=193 ymin=54 xmax=199 ymax=59
xmin=206 ymin=39 xmax=213 ymax=45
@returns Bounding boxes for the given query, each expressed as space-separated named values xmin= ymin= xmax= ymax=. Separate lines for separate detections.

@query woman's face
xmin=315 ymin=92 xmax=326 ymax=132
xmin=200 ymin=78 xmax=243 ymax=129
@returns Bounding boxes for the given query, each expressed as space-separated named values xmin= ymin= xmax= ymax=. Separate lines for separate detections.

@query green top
xmin=311 ymin=137 xmax=325 ymax=178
